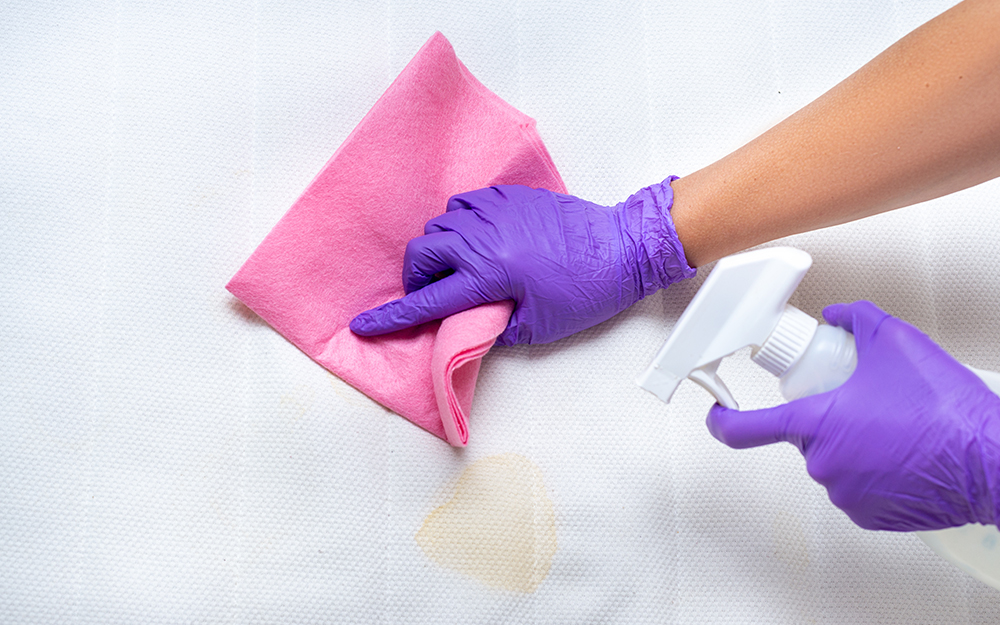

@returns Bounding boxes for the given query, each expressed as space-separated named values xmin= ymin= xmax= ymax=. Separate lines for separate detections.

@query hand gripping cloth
xmin=226 ymin=32 xmax=566 ymax=446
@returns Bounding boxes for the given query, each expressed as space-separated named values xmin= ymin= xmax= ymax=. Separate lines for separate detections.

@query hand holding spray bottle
xmin=638 ymin=247 xmax=1000 ymax=589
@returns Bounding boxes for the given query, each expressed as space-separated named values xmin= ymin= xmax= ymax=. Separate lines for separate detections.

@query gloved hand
xmin=707 ymin=300 xmax=1000 ymax=531
xmin=350 ymin=178 xmax=695 ymax=345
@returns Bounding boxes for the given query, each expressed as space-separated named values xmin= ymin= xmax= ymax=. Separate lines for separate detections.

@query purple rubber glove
xmin=707 ymin=300 xmax=1000 ymax=531
xmin=350 ymin=178 xmax=695 ymax=345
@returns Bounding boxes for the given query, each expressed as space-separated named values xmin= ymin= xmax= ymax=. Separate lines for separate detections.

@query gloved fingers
xmin=349 ymin=274 xmax=491 ymax=336
xmin=424 ymin=209 xmax=462 ymax=234
xmin=444 ymin=192 xmax=476 ymax=213
xmin=832 ymin=301 xmax=974 ymax=388
xmin=425 ymin=200 xmax=498 ymax=235
xmin=494 ymin=317 xmax=520 ymax=346
xmin=706 ymin=401 xmax=817 ymax=451
xmin=822 ymin=300 xmax=892 ymax=350
xmin=495 ymin=307 xmax=527 ymax=346
xmin=444 ymin=186 xmax=512 ymax=213
xmin=402 ymin=231 xmax=470 ymax=294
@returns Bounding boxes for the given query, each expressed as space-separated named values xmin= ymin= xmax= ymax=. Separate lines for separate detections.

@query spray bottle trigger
xmin=688 ymin=360 xmax=739 ymax=409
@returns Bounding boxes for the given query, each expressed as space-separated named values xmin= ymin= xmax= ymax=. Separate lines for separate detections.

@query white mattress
xmin=4 ymin=0 xmax=1000 ymax=622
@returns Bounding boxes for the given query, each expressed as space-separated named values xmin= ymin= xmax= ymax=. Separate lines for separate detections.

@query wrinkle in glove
xmin=226 ymin=32 xmax=566 ymax=445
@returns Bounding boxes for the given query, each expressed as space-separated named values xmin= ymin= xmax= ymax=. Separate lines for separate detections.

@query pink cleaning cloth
xmin=226 ymin=32 xmax=566 ymax=446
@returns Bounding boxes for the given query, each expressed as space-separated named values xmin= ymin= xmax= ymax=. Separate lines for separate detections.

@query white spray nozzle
xmin=637 ymin=247 xmax=814 ymax=409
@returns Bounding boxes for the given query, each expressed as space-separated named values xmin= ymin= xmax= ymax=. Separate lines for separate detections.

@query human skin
xmin=670 ymin=0 xmax=1000 ymax=268
xmin=351 ymin=0 xmax=1000 ymax=343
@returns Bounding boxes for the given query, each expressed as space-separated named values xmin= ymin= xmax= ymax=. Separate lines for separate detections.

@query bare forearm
xmin=670 ymin=0 xmax=1000 ymax=267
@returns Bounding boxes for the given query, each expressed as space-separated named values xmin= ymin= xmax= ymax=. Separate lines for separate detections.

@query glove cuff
xmin=618 ymin=176 xmax=697 ymax=300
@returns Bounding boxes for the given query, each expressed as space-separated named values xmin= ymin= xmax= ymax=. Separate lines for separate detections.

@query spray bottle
xmin=637 ymin=246 xmax=1000 ymax=589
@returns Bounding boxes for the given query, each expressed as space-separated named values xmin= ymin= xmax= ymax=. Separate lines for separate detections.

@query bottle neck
xmin=751 ymin=305 xmax=818 ymax=377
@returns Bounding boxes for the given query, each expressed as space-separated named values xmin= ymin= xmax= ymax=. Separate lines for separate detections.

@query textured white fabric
xmin=3 ymin=0 xmax=1000 ymax=622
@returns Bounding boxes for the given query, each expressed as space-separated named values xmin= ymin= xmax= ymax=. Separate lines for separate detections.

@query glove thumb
xmin=706 ymin=400 xmax=817 ymax=452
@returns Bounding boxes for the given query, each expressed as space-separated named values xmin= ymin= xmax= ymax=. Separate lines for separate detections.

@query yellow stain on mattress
xmin=416 ymin=453 xmax=557 ymax=593
xmin=329 ymin=375 xmax=367 ymax=408
xmin=279 ymin=384 xmax=314 ymax=420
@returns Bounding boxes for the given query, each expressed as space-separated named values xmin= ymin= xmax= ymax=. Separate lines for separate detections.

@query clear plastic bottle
xmin=749 ymin=304 xmax=858 ymax=400
xmin=754 ymin=307 xmax=1000 ymax=590
xmin=778 ymin=324 xmax=857 ymax=400
xmin=638 ymin=246 xmax=1000 ymax=589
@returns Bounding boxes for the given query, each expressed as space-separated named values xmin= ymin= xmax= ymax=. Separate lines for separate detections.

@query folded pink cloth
xmin=226 ymin=32 xmax=566 ymax=446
